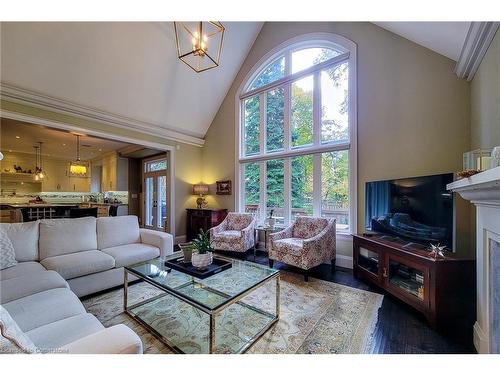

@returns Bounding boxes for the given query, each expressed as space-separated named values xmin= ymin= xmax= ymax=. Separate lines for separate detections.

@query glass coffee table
xmin=124 ymin=253 xmax=280 ymax=354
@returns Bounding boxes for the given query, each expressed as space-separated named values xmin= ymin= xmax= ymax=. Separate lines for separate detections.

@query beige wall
xmin=202 ymin=22 xmax=472 ymax=257
xmin=471 ymin=30 xmax=500 ymax=149
xmin=1 ymin=100 xmax=203 ymax=238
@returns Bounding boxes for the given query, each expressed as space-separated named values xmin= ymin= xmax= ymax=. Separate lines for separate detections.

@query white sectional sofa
xmin=0 ymin=215 xmax=173 ymax=354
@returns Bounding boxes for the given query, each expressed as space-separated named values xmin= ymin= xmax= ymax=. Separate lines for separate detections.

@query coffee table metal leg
xmin=209 ymin=313 xmax=216 ymax=353
xmin=276 ymin=274 xmax=280 ymax=319
xmin=123 ymin=269 xmax=128 ymax=311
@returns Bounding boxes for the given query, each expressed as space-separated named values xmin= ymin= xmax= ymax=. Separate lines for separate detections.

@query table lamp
xmin=193 ymin=184 xmax=209 ymax=209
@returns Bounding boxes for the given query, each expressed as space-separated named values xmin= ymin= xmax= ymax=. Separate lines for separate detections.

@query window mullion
xmin=260 ymin=161 xmax=266 ymax=224
xmin=313 ymin=153 xmax=322 ymax=216
xmin=313 ymin=71 xmax=321 ymax=146
xmin=284 ymin=84 xmax=291 ymax=152
xmin=259 ymin=93 xmax=266 ymax=154
xmin=284 ymin=157 xmax=291 ymax=225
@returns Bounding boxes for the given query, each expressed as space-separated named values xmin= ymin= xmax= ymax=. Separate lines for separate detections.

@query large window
xmin=238 ymin=36 xmax=356 ymax=233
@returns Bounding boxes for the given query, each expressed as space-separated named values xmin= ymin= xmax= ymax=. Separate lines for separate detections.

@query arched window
xmin=236 ymin=34 xmax=357 ymax=233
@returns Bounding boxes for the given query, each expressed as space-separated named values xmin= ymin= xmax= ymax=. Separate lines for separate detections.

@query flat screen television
xmin=365 ymin=173 xmax=454 ymax=249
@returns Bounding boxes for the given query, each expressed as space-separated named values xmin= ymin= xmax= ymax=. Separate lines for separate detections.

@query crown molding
xmin=455 ymin=22 xmax=499 ymax=81
xmin=0 ymin=82 xmax=205 ymax=147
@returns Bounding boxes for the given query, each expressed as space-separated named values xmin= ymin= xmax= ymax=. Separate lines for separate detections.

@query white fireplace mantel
xmin=448 ymin=166 xmax=500 ymax=353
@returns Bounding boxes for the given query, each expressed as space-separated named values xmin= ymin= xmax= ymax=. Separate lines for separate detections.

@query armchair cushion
xmin=226 ymin=212 xmax=254 ymax=230
xmin=213 ymin=230 xmax=242 ymax=239
xmin=292 ymin=216 xmax=329 ymax=239
xmin=273 ymin=238 xmax=304 ymax=256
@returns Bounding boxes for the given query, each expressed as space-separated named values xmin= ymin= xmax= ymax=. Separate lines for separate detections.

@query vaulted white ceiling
xmin=0 ymin=22 xmax=263 ymax=140
xmin=373 ymin=22 xmax=471 ymax=61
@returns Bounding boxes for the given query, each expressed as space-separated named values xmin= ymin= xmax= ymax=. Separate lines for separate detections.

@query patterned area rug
xmin=82 ymin=271 xmax=383 ymax=354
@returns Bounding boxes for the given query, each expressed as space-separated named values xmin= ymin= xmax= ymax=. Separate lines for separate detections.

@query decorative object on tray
xmin=491 ymin=146 xmax=500 ymax=168
xmin=266 ymin=209 xmax=276 ymax=229
xmin=457 ymin=169 xmax=481 ymax=179
xmin=216 ymin=180 xmax=231 ymax=195
xmin=428 ymin=243 xmax=446 ymax=259
xmin=191 ymin=229 xmax=213 ymax=269
xmin=463 ymin=148 xmax=492 ymax=171
xmin=178 ymin=242 xmax=194 ymax=263
xmin=193 ymin=184 xmax=209 ymax=209
xmin=165 ymin=256 xmax=232 ymax=279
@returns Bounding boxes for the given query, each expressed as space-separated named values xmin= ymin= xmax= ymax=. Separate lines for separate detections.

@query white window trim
xmin=234 ymin=32 xmax=358 ymax=234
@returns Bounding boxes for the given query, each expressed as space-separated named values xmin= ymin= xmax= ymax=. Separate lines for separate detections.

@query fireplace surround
xmin=448 ymin=166 xmax=500 ymax=353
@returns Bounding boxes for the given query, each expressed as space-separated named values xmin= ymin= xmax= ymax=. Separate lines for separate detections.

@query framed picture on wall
xmin=216 ymin=180 xmax=232 ymax=195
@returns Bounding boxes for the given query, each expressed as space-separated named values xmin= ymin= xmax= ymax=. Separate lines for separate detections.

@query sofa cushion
xmin=26 ymin=313 xmax=103 ymax=350
xmin=0 ymin=228 xmax=17 ymax=270
xmin=0 ymin=221 xmax=39 ymax=262
xmin=39 ymin=217 xmax=97 ymax=260
xmin=97 ymin=215 xmax=140 ymax=250
xmin=0 ymin=305 xmax=38 ymax=354
xmin=102 ymin=243 xmax=160 ymax=268
xmin=3 ymin=288 xmax=86 ymax=332
xmin=0 ymin=261 xmax=46 ymax=281
xmin=41 ymin=250 xmax=115 ymax=280
xmin=0 ymin=271 xmax=69 ymax=304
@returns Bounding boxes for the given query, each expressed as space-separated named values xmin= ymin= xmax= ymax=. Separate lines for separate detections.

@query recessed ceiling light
xmin=15 ymin=136 xmax=20 ymax=139
xmin=8 ymin=150 xmax=12 ymax=152
xmin=98 ymin=149 xmax=102 ymax=152
xmin=62 ymin=143 xmax=66 ymax=146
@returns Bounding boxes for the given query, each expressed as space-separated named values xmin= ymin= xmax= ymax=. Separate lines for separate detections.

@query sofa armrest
xmin=59 ymin=324 xmax=143 ymax=354
xmin=210 ymin=220 xmax=228 ymax=237
xmin=269 ymin=225 xmax=293 ymax=242
xmin=140 ymin=229 xmax=173 ymax=257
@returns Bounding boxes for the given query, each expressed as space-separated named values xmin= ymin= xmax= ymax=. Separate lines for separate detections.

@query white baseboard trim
xmin=175 ymin=235 xmax=187 ymax=245
xmin=335 ymin=254 xmax=353 ymax=269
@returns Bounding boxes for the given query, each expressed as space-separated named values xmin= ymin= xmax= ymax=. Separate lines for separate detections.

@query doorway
xmin=142 ymin=155 xmax=170 ymax=232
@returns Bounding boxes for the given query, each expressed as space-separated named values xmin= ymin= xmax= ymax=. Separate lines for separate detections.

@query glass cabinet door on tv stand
xmin=383 ymin=253 xmax=430 ymax=309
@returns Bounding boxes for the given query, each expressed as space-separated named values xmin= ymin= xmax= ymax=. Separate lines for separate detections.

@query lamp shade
xmin=193 ymin=184 xmax=209 ymax=195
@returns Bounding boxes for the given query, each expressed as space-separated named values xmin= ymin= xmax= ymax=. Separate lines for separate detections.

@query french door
xmin=143 ymin=156 xmax=169 ymax=232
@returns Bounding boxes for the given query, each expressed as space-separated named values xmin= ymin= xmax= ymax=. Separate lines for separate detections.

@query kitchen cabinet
xmin=42 ymin=159 xmax=91 ymax=192
xmin=101 ymin=152 xmax=128 ymax=192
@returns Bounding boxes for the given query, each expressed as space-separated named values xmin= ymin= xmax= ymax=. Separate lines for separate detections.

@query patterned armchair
xmin=269 ymin=216 xmax=336 ymax=281
xmin=209 ymin=212 xmax=256 ymax=253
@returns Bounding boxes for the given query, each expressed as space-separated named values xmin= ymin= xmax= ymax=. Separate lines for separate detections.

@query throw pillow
xmin=0 ymin=305 xmax=37 ymax=354
xmin=0 ymin=228 xmax=17 ymax=270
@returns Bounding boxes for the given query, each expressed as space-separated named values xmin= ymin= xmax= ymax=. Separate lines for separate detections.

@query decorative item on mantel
xmin=491 ymin=146 xmax=500 ymax=168
xmin=457 ymin=148 xmax=495 ymax=180
xmin=216 ymin=180 xmax=231 ymax=195
xmin=173 ymin=22 xmax=225 ymax=73
xmin=193 ymin=183 xmax=209 ymax=209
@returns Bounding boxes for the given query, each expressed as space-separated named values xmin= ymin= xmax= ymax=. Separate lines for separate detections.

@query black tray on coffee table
xmin=165 ymin=256 xmax=232 ymax=279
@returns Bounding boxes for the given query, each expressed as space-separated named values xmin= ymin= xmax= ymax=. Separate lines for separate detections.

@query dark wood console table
xmin=186 ymin=209 xmax=228 ymax=241
xmin=353 ymin=233 xmax=475 ymax=343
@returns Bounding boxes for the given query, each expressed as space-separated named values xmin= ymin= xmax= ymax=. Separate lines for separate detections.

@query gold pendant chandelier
xmin=69 ymin=134 xmax=88 ymax=176
xmin=174 ymin=22 xmax=225 ymax=73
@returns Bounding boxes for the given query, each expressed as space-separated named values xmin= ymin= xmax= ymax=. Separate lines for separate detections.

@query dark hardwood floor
xmin=241 ymin=249 xmax=476 ymax=354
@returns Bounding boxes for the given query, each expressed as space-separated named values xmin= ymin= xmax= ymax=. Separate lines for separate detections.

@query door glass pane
xmin=157 ymin=175 xmax=167 ymax=229
xmin=291 ymin=75 xmax=313 ymax=148
xmin=321 ymin=151 xmax=349 ymax=231
xmin=244 ymin=162 xmax=260 ymax=214
xmin=321 ymin=62 xmax=349 ymax=144
xmin=145 ymin=159 xmax=167 ymax=172
xmin=291 ymin=155 xmax=313 ymax=221
xmin=145 ymin=177 xmax=154 ymax=227
xmin=248 ymin=56 xmax=285 ymax=91
xmin=244 ymin=96 xmax=260 ymax=156
xmin=266 ymin=88 xmax=285 ymax=153
xmin=358 ymin=247 xmax=379 ymax=276
xmin=266 ymin=159 xmax=284 ymax=225
xmin=291 ymin=47 xmax=341 ymax=74
xmin=389 ymin=259 xmax=425 ymax=300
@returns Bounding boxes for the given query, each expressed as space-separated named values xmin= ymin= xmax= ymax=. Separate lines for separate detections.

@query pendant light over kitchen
xmin=69 ymin=134 xmax=88 ymax=176
xmin=33 ymin=142 xmax=45 ymax=181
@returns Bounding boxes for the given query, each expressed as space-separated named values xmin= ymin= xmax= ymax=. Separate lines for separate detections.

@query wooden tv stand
xmin=353 ymin=233 xmax=475 ymax=341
